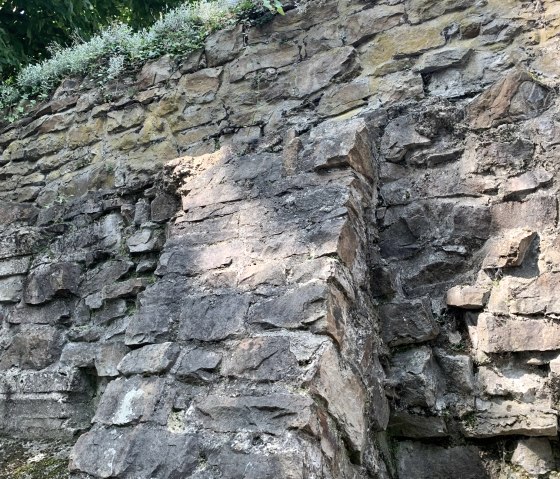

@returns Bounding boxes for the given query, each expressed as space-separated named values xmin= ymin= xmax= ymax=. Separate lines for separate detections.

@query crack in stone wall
xmin=1 ymin=0 xmax=560 ymax=477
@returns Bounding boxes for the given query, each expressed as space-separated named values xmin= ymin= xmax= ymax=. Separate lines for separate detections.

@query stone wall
xmin=1 ymin=0 xmax=560 ymax=477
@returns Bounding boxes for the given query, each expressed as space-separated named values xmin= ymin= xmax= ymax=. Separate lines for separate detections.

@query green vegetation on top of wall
xmin=0 ymin=0 xmax=282 ymax=122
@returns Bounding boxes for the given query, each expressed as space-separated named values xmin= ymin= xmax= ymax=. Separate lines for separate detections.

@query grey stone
xmin=388 ymin=412 xmax=448 ymax=438
xmin=446 ymin=285 xmax=490 ymax=309
xmin=396 ymin=442 xmax=488 ymax=479
xmin=7 ymin=299 xmax=71 ymax=325
xmin=178 ymin=293 xmax=249 ymax=341
xmin=222 ymin=336 xmax=298 ymax=381
xmin=380 ymin=298 xmax=439 ymax=346
xmin=248 ymin=281 xmax=327 ymax=330
xmin=193 ymin=392 xmax=313 ymax=434
xmin=24 ymin=262 xmax=81 ymax=305
xmin=0 ymin=325 xmax=63 ymax=370
xmin=388 ymin=346 xmax=441 ymax=408
xmin=93 ymin=376 xmax=173 ymax=426
xmin=380 ymin=114 xmax=431 ymax=162
xmin=310 ymin=117 xmax=375 ymax=179
xmin=95 ymin=342 xmax=129 ymax=377
xmin=414 ymin=47 xmax=472 ymax=73
xmin=174 ymin=347 xmax=222 ymax=382
xmin=118 ymin=342 xmax=180 ymax=376
xmin=0 ymin=256 xmax=31 ymax=278
xmin=0 ymin=276 xmax=24 ymax=303
xmin=70 ymin=426 xmax=199 ymax=478
xmin=150 ymin=192 xmax=178 ymax=222
xmin=464 ymin=399 xmax=557 ymax=437
xmin=126 ymin=228 xmax=164 ymax=253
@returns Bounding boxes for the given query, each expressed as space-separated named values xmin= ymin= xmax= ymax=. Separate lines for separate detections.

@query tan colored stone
xmin=228 ymin=44 xmax=299 ymax=82
xmin=482 ymin=228 xmax=536 ymax=269
xmin=468 ymin=71 xmax=553 ymax=129
xmin=491 ymin=196 xmax=557 ymax=230
xmin=340 ymin=5 xmax=405 ymax=45
xmin=446 ymin=285 xmax=489 ymax=309
xmin=470 ymin=313 xmax=560 ymax=353
xmin=502 ymin=169 xmax=553 ymax=199
xmin=309 ymin=345 xmax=370 ymax=452
xmin=177 ymin=67 xmax=223 ymax=103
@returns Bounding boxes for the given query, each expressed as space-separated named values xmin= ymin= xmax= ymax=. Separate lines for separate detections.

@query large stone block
xmin=380 ymin=298 xmax=439 ymax=346
xmin=70 ymin=426 xmax=199 ymax=478
xmin=118 ymin=342 xmax=180 ymax=376
xmin=193 ymin=392 xmax=313 ymax=434
xmin=24 ymin=262 xmax=81 ymax=305
xmin=463 ymin=399 xmax=557 ymax=437
xmin=469 ymin=313 xmax=560 ymax=352
xmin=222 ymin=336 xmax=299 ymax=381
xmin=396 ymin=442 xmax=487 ymax=479
xmin=178 ymin=293 xmax=249 ymax=341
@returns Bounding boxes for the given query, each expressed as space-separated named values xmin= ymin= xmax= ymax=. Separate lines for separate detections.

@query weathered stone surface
xmin=222 ymin=336 xmax=299 ymax=381
xmin=482 ymin=228 xmax=536 ymax=269
xmin=309 ymin=117 xmax=375 ymax=179
xmin=340 ymin=5 xmax=405 ymax=45
xmin=413 ymin=47 xmax=472 ymax=74
xmin=118 ymin=342 xmax=180 ymax=376
xmin=0 ymin=256 xmax=31 ymax=277
xmin=388 ymin=347 xmax=440 ymax=408
xmin=248 ymin=282 xmax=327 ymax=330
xmin=380 ymin=114 xmax=431 ymax=162
xmin=24 ymin=262 xmax=81 ymax=305
xmin=93 ymin=376 xmax=172 ymax=426
xmin=137 ymin=55 xmax=175 ymax=88
xmin=380 ymin=298 xmax=439 ymax=346
xmin=0 ymin=325 xmax=63 ymax=370
xmin=178 ymin=293 xmax=249 ymax=341
xmin=388 ymin=412 xmax=448 ymax=438
xmin=464 ymin=399 xmax=557 ymax=437
xmin=309 ymin=345 xmax=371 ymax=451
xmin=193 ymin=392 xmax=313 ymax=434
xmin=174 ymin=346 xmax=222 ymax=382
xmin=502 ymin=169 xmax=553 ymax=199
xmin=0 ymin=276 xmax=24 ymax=303
xmin=396 ymin=442 xmax=487 ymax=479
xmin=468 ymin=71 xmax=553 ymax=129
xmin=70 ymin=426 xmax=199 ymax=478
xmin=511 ymin=438 xmax=554 ymax=476
xmin=446 ymin=285 xmax=489 ymax=309
xmin=469 ymin=313 xmax=560 ymax=353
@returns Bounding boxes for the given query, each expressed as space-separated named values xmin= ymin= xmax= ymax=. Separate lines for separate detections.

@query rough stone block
xmin=388 ymin=346 xmax=441 ymax=408
xmin=0 ymin=325 xmax=63 ymax=370
xmin=178 ymin=293 xmax=249 ymax=341
xmin=93 ymin=376 xmax=173 ymax=426
xmin=309 ymin=345 xmax=372 ymax=452
xmin=249 ymin=281 xmax=327 ymax=330
xmin=193 ymin=392 xmax=313 ymax=434
xmin=380 ymin=298 xmax=439 ymax=346
xmin=396 ymin=442 xmax=487 ymax=479
xmin=482 ymin=228 xmax=536 ymax=269
xmin=446 ymin=285 xmax=490 ymax=309
xmin=0 ymin=256 xmax=31 ymax=278
xmin=174 ymin=347 xmax=222 ymax=382
xmin=464 ymin=399 xmax=557 ymax=437
xmin=413 ymin=47 xmax=472 ymax=73
xmin=118 ymin=342 xmax=180 ymax=376
xmin=0 ymin=276 xmax=24 ymax=303
xmin=310 ymin=117 xmax=375 ymax=179
xmin=70 ymin=426 xmax=199 ymax=478
xmin=511 ymin=438 xmax=554 ymax=476
xmin=388 ymin=412 xmax=448 ymax=438
xmin=24 ymin=262 xmax=81 ymax=305
xmin=470 ymin=313 xmax=560 ymax=353
xmin=222 ymin=336 xmax=298 ymax=381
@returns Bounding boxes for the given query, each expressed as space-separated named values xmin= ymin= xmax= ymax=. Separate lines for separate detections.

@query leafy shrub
xmin=0 ymin=0 xmax=282 ymax=121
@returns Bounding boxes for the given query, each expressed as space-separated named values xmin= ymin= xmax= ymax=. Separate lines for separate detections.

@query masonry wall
xmin=1 ymin=0 xmax=560 ymax=477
